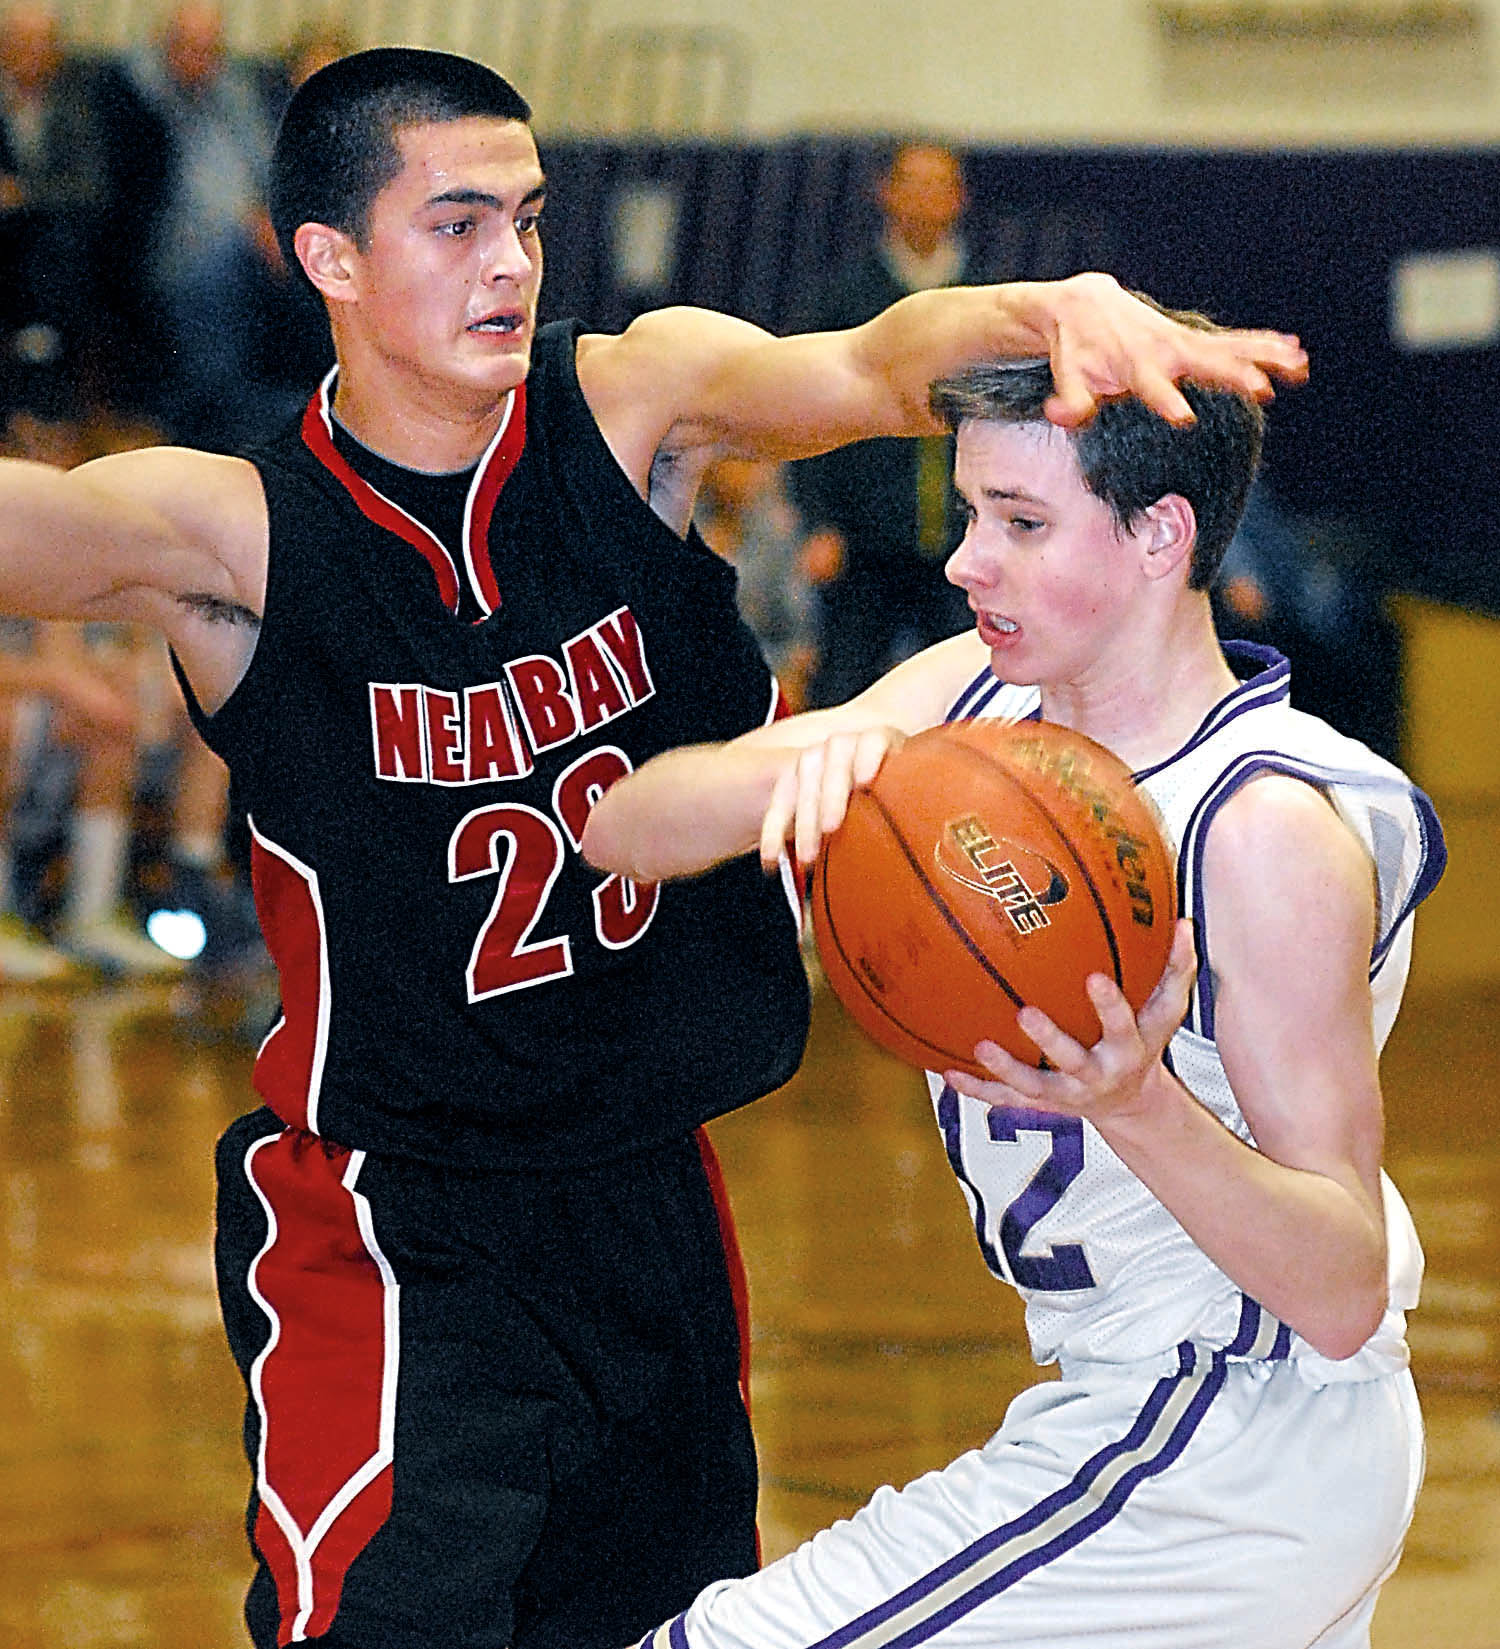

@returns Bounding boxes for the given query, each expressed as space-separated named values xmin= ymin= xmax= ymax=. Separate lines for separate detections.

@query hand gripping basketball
xmin=810 ymin=718 xmax=1178 ymax=1078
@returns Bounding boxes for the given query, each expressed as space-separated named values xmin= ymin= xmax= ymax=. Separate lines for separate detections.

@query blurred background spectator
xmin=0 ymin=2 xmax=109 ymax=417
xmin=1214 ymin=482 xmax=1405 ymax=762
xmin=94 ymin=1 xmax=302 ymax=450
xmin=697 ymin=458 xmax=843 ymax=712
xmin=789 ymin=141 xmax=988 ymax=706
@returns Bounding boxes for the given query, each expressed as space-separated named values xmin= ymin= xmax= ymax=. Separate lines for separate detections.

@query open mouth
xmin=976 ymin=608 xmax=1019 ymax=635
xmin=468 ymin=311 xmax=524 ymax=335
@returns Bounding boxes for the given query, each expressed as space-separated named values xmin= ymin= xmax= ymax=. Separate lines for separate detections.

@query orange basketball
xmin=810 ymin=718 xmax=1177 ymax=1078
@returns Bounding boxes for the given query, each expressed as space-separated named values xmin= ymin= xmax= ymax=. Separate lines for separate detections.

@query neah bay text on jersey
xmin=369 ymin=605 xmax=654 ymax=785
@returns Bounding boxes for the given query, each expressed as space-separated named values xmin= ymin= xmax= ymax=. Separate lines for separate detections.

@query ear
xmin=1136 ymin=493 xmax=1197 ymax=583
xmin=293 ymin=221 xmax=360 ymax=305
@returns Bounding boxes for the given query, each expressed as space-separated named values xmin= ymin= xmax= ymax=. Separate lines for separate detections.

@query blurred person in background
xmin=0 ymin=2 xmax=109 ymax=409
xmin=790 ymin=141 xmax=987 ymax=705
xmin=96 ymin=1 xmax=298 ymax=450
xmin=241 ymin=18 xmax=354 ymax=426
xmin=0 ymin=401 xmax=178 ymax=979
xmin=697 ymin=457 xmax=842 ymax=711
xmin=1214 ymin=481 xmax=1404 ymax=762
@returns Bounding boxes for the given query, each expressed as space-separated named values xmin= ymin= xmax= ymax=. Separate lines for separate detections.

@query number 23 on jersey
xmin=449 ymin=744 xmax=657 ymax=1001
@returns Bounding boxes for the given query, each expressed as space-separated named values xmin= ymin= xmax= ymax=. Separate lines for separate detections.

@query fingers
xmin=1041 ymin=277 xmax=1309 ymax=429
xmin=1230 ymin=328 xmax=1310 ymax=386
xmin=759 ymin=758 xmax=801 ymax=869
xmin=1137 ymin=919 xmax=1197 ymax=1046
xmin=758 ymin=728 xmax=902 ymax=871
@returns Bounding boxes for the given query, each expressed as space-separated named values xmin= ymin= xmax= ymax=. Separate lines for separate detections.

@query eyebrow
xmin=954 ymin=483 xmax=1050 ymax=506
xmin=424 ymin=180 xmax=548 ymax=212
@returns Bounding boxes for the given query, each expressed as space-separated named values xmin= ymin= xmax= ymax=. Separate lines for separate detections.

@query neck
xmin=328 ymin=337 xmax=516 ymax=473
xmin=1037 ymin=598 xmax=1237 ymax=772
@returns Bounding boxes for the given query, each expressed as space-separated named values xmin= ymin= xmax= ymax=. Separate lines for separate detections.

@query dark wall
xmin=535 ymin=138 xmax=1500 ymax=614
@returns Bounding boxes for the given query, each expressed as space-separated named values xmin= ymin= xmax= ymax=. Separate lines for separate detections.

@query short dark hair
xmin=269 ymin=47 xmax=532 ymax=282
xmin=928 ymin=306 xmax=1263 ymax=590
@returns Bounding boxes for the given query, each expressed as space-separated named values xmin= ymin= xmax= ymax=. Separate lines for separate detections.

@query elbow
xmin=1298 ymin=1277 xmax=1388 ymax=1363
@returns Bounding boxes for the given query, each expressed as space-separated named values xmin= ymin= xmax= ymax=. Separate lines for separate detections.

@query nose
xmin=944 ymin=528 xmax=981 ymax=591
xmin=483 ymin=222 xmax=533 ymax=286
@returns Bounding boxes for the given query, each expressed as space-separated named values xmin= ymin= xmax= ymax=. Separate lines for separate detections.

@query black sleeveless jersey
xmin=179 ymin=321 xmax=810 ymax=1171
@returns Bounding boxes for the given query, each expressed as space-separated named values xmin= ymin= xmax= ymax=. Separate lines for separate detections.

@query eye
xmin=516 ymin=209 xmax=542 ymax=235
xmin=437 ymin=217 xmax=475 ymax=238
xmin=1009 ymin=514 xmax=1045 ymax=534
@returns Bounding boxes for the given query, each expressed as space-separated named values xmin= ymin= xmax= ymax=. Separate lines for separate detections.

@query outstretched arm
xmin=0 ymin=448 xmax=250 ymax=627
xmin=0 ymin=447 xmax=266 ymax=710
xmin=579 ymin=274 xmax=1308 ymax=493
xmin=947 ymin=776 xmax=1389 ymax=1362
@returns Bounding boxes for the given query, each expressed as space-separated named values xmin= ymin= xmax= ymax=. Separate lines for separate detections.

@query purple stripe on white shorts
xmin=804 ymin=1344 xmax=1228 ymax=1649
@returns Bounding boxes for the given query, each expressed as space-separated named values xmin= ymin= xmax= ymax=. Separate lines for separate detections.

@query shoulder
xmin=576 ymin=307 xmax=775 ymax=491
xmin=79 ymin=445 xmax=263 ymax=532
xmin=1201 ymin=773 xmax=1376 ymax=954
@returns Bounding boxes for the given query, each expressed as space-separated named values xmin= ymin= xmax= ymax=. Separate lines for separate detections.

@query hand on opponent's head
xmin=1037 ymin=274 xmax=1308 ymax=430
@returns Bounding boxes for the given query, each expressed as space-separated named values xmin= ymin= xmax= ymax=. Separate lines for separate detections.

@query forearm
xmin=1099 ymin=1066 xmax=1389 ymax=1359
xmin=582 ymin=697 xmax=895 ymax=880
xmin=846 ymin=282 xmax=1060 ymax=433
xmin=580 ymin=740 xmax=790 ymax=881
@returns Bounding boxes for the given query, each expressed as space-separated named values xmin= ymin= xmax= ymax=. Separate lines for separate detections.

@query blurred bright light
xmin=147 ymin=908 xmax=208 ymax=961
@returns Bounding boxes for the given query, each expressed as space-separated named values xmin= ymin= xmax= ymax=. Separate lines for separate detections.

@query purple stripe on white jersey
xmin=945 ymin=667 xmax=1006 ymax=723
xmin=935 ymin=1085 xmax=1010 ymax=1284
xmin=1226 ymin=1295 xmax=1260 ymax=1356
xmin=1226 ymin=1295 xmax=1290 ymax=1361
xmin=1132 ymin=643 xmax=1291 ymax=785
xmin=1372 ymin=784 xmax=1446 ymax=970
xmin=1175 ymin=750 xmax=1444 ymax=1038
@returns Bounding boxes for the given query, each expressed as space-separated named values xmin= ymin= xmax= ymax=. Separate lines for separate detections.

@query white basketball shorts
xmin=637 ymin=1343 xmax=1424 ymax=1649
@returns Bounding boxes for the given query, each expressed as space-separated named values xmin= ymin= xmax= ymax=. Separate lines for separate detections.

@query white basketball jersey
xmin=929 ymin=643 xmax=1446 ymax=1381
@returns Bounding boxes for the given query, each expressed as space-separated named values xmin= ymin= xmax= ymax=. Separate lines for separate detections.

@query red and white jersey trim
xmin=249 ymin=816 xmax=332 ymax=1135
xmin=243 ymin=1134 xmax=400 ymax=1643
xmin=300 ymin=369 xmax=525 ymax=618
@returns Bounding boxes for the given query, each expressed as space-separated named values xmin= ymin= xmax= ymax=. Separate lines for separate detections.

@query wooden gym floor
xmin=0 ymin=889 xmax=1496 ymax=1646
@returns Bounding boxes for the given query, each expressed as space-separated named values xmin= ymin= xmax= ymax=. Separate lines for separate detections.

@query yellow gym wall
xmin=49 ymin=0 xmax=1500 ymax=143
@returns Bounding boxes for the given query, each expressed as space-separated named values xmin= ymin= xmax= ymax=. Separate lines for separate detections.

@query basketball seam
xmin=862 ymin=789 xmax=1029 ymax=1013
xmin=939 ymin=735 xmax=1128 ymax=990
xmin=813 ymin=853 xmax=984 ymax=1069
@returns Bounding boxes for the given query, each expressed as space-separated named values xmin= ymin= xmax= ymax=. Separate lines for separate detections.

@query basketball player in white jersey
xmin=583 ymin=311 xmax=1444 ymax=1649
xmin=0 ymin=44 xmax=1313 ymax=1646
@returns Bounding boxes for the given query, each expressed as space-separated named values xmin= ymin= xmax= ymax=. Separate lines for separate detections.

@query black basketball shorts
xmin=214 ymin=1107 xmax=760 ymax=1649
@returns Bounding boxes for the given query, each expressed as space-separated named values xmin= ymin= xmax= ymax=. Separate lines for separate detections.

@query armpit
xmin=178 ymin=591 xmax=261 ymax=629
xmin=646 ymin=443 xmax=703 ymax=539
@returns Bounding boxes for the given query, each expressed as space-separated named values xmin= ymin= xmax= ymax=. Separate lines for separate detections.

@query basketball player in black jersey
xmin=0 ymin=47 xmax=1308 ymax=1649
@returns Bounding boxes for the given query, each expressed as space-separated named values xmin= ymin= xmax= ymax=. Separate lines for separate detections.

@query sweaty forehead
xmin=389 ymin=117 xmax=541 ymax=198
